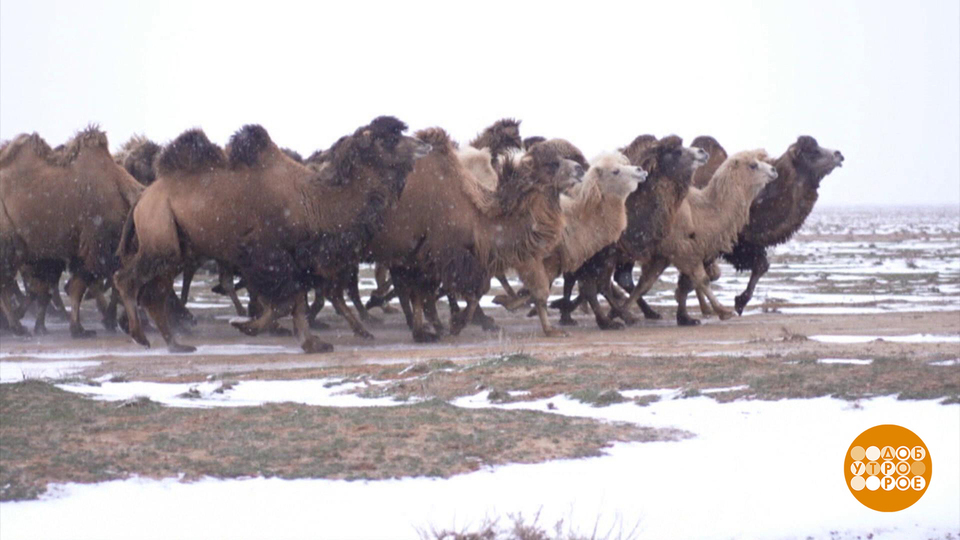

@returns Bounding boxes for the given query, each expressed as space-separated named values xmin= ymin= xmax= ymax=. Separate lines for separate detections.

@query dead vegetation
xmin=355 ymin=352 xmax=960 ymax=405
xmin=0 ymin=380 xmax=676 ymax=502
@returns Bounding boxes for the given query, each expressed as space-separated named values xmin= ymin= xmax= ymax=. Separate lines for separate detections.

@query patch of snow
xmin=929 ymin=359 xmax=960 ymax=367
xmin=818 ymin=358 xmax=874 ymax=365
xmin=700 ymin=384 xmax=750 ymax=393
xmin=56 ymin=378 xmax=406 ymax=409
xmin=0 ymin=361 xmax=101 ymax=384
xmin=810 ymin=334 xmax=960 ymax=344
xmin=1 ymin=396 xmax=956 ymax=540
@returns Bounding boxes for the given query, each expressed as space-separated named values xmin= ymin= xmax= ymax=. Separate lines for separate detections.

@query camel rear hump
xmin=156 ymin=128 xmax=226 ymax=177
xmin=228 ymin=124 xmax=273 ymax=169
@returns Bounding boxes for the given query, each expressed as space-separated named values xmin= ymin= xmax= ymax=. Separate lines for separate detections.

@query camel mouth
xmin=691 ymin=148 xmax=709 ymax=166
xmin=413 ymin=142 xmax=432 ymax=159
xmin=632 ymin=168 xmax=649 ymax=183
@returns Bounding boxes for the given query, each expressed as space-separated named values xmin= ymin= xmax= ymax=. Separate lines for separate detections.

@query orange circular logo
xmin=845 ymin=424 xmax=931 ymax=512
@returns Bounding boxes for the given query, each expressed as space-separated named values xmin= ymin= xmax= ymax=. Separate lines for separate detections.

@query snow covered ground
xmin=1 ymin=391 xmax=957 ymax=540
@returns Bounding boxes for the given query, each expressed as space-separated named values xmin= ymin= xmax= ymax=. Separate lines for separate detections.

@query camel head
xmin=524 ymin=141 xmax=586 ymax=193
xmin=588 ymin=152 xmax=648 ymax=198
xmin=635 ymin=135 xmax=708 ymax=188
xmin=725 ymin=149 xmax=778 ymax=199
xmin=788 ymin=136 xmax=844 ymax=184
xmin=318 ymin=116 xmax=430 ymax=194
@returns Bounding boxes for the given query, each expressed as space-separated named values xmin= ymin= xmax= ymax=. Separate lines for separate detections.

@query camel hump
xmin=0 ymin=133 xmax=51 ymax=167
xmin=156 ymin=128 xmax=226 ymax=176
xmin=228 ymin=124 xmax=273 ymax=168
xmin=414 ymin=127 xmax=455 ymax=154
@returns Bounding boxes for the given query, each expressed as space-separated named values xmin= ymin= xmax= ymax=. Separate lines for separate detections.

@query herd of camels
xmin=0 ymin=117 xmax=844 ymax=353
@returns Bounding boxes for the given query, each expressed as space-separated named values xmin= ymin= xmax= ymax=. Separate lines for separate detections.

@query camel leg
xmin=582 ymin=279 xmax=622 ymax=330
xmin=114 ymin=268 xmax=150 ymax=347
xmin=102 ymin=284 xmax=119 ymax=332
xmin=49 ymin=282 xmax=68 ymax=320
xmin=599 ymin=273 xmax=639 ymax=325
xmin=451 ymin=296 xmax=480 ymax=336
xmin=496 ymin=273 xmax=517 ymax=298
xmin=179 ymin=262 xmax=197 ymax=307
xmin=674 ymin=273 xmax=699 ymax=326
xmin=447 ymin=293 xmax=461 ymax=315
xmin=365 ymin=265 xmax=397 ymax=314
xmin=64 ymin=274 xmax=96 ymax=338
xmin=231 ymin=301 xmax=279 ymax=337
xmin=141 ymin=277 xmax=195 ymax=352
xmin=23 ymin=275 xmax=51 ymax=336
xmin=423 ymin=295 xmax=447 ymax=335
xmin=307 ymin=288 xmax=330 ymax=330
xmin=217 ymin=268 xmax=247 ymax=317
xmin=692 ymin=267 xmax=734 ymax=321
xmin=347 ymin=266 xmax=380 ymax=324
xmin=516 ymin=260 xmax=567 ymax=338
xmin=614 ymin=261 xmax=636 ymax=292
xmin=735 ymin=254 xmax=769 ymax=315
xmin=292 ymin=292 xmax=333 ymax=354
xmin=410 ymin=289 xmax=438 ymax=343
xmin=554 ymin=274 xmax=578 ymax=326
xmin=695 ymin=288 xmax=714 ymax=317
xmin=619 ymin=256 xmax=669 ymax=322
xmin=0 ymin=282 xmax=28 ymax=335
xmin=328 ymin=291 xmax=374 ymax=339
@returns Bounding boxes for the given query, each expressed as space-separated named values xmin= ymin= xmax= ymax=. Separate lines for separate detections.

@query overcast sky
xmin=1 ymin=0 xmax=958 ymax=206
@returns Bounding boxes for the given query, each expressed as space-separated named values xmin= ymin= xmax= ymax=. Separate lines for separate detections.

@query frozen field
xmin=1 ymin=205 xmax=958 ymax=540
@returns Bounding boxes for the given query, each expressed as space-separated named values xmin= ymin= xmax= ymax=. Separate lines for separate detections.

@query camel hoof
xmin=301 ymin=336 xmax=334 ymax=354
xmin=231 ymin=321 xmax=259 ymax=337
xmin=558 ymin=317 xmax=578 ymax=327
xmin=544 ymin=328 xmax=570 ymax=338
xmin=70 ymin=326 xmax=97 ymax=339
xmin=413 ymin=330 xmax=440 ymax=343
xmin=380 ymin=305 xmax=399 ymax=315
xmin=355 ymin=329 xmax=376 ymax=340
xmin=677 ymin=316 xmax=701 ymax=327
xmin=33 ymin=325 xmax=49 ymax=336
xmin=717 ymin=310 xmax=735 ymax=321
xmin=168 ymin=343 xmax=196 ymax=353
xmin=309 ymin=319 xmax=331 ymax=331
xmin=734 ymin=294 xmax=749 ymax=315
xmin=642 ymin=310 xmax=662 ymax=320
xmin=526 ymin=307 xmax=537 ymax=318
xmin=102 ymin=318 xmax=117 ymax=333
xmin=131 ymin=333 xmax=150 ymax=348
xmin=598 ymin=320 xmax=624 ymax=331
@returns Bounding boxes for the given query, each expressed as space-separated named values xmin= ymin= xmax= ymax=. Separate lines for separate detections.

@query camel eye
xmin=612 ymin=169 xmax=620 ymax=176
xmin=749 ymin=162 xmax=758 ymax=170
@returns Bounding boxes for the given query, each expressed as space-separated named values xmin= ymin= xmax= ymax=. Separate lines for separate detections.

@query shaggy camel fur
xmin=368 ymin=129 xmax=584 ymax=342
xmin=497 ymin=152 xmax=647 ymax=319
xmin=554 ymin=135 xmax=708 ymax=327
xmin=0 ymin=127 xmax=143 ymax=337
xmin=115 ymin=135 xmax=162 ymax=186
xmin=115 ymin=117 xmax=429 ymax=353
xmin=723 ymin=135 xmax=844 ymax=313
xmin=469 ymin=118 xmax=522 ymax=163
xmin=621 ymin=150 xmax=778 ymax=325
